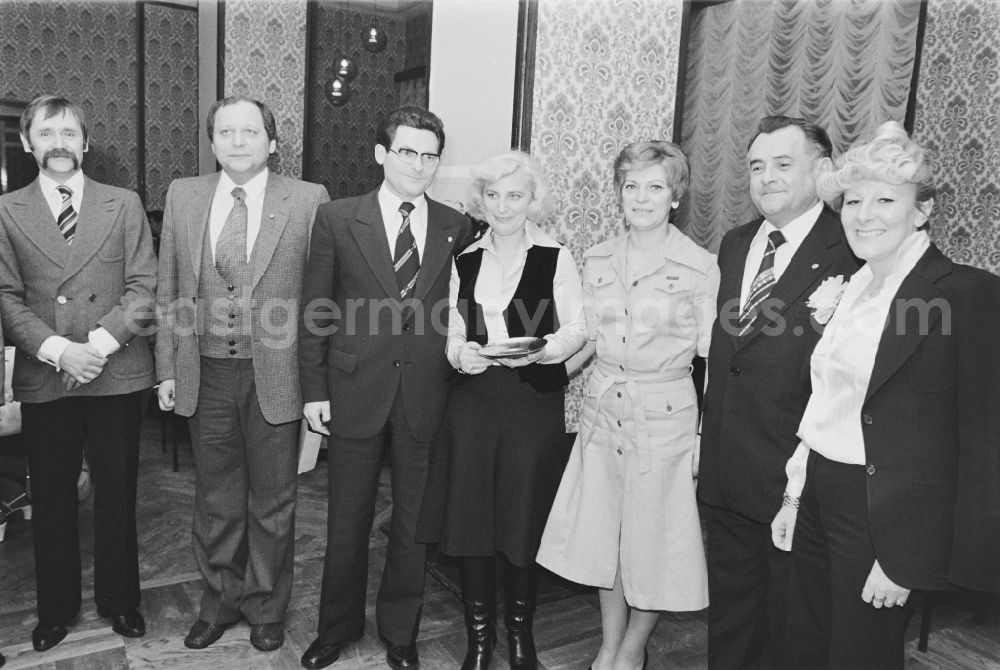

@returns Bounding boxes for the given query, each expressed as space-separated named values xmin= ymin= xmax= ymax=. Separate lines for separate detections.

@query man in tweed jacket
xmin=155 ymin=96 xmax=329 ymax=652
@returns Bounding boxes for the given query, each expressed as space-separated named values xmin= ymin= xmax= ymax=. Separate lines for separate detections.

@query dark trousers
xmin=188 ymin=357 xmax=299 ymax=625
xmin=785 ymin=452 xmax=912 ymax=670
xmin=22 ymin=393 xmax=142 ymax=626
xmin=703 ymin=502 xmax=790 ymax=670
xmin=317 ymin=387 xmax=430 ymax=647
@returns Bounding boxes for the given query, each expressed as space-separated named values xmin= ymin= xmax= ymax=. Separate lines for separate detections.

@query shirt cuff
xmin=89 ymin=328 xmax=120 ymax=357
xmin=37 ymin=335 xmax=73 ymax=371
xmin=784 ymin=442 xmax=810 ymax=498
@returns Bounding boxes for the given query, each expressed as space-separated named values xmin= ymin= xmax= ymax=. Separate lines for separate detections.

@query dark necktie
xmin=215 ymin=186 xmax=248 ymax=283
xmin=738 ymin=230 xmax=786 ymax=336
xmin=56 ymin=185 xmax=77 ymax=244
xmin=393 ymin=201 xmax=419 ymax=299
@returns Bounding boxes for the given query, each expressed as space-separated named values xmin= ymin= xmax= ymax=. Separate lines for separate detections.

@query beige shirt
xmin=584 ymin=225 xmax=719 ymax=374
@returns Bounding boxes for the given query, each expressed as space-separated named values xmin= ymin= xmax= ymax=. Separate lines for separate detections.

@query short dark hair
xmin=206 ymin=95 xmax=278 ymax=143
xmin=613 ymin=140 xmax=690 ymax=201
xmin=376 ymin=106 xmax=445 ymax=154
xmin=21 ymin=95 xmax=89 ymax=146
xmin=748 ymin=115 xmax=832 ymax=160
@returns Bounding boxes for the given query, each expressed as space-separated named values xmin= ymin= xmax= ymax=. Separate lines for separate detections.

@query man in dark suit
xmin=0 ymin=95 xmax=157 ymax=652
xmin=155 ymin=96 xmax=329 ymax=652
xmin=297 ymin=106 xmax=471 ymax=670
xmin=697 ymin=116 xmax=860 ymax=670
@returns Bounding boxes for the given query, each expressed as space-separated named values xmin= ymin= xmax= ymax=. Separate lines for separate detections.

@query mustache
xmin=41 ymin=147 xmax=79 ymax=169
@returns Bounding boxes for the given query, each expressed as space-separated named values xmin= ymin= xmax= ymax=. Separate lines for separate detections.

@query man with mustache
xmin=0 ymin=94 xmax=157 ymax=653
xmin=697 ymin=116 xmax=860 ymax=670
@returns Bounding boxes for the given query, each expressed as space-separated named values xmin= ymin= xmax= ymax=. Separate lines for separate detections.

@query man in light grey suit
xmin=156 ymin=96 xmax=329 ymax=652
xmin=0 ymin=95 xmax=157 ymax=652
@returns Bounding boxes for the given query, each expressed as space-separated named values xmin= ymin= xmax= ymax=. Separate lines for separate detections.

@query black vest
xmin=456 ymin=245 xmax=569 ymax=393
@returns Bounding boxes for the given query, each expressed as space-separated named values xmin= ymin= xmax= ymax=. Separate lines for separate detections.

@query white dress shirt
xmin=740 ymin=200 xmax=823 ymax=311
xmin=447 ymin=221 xmax=586 ymax=366
xmin=378 ymin=184 xmax=428 ymax=259
xmin=785 ymin=230 xmax=931 ymax=496
xmin=209 ymin=168 xmax=269 ymax=261
xmin=36 ymin=171 xmax=120 ymax=368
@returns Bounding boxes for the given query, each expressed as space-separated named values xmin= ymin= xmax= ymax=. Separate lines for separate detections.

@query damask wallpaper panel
xmin=305 ymin=2 xmax=409 ymax=199
xmin=0 ymin=0 xmax=139 ymax=191
xmin=529 ymin=0 xmax=684 ymax=429
xmin=224 ymin=0 xmax=309 ymax=179
xmin=143 ymin=3 xmax=199 ymax=211
xmin=914 ymin=0 xmax=1000 ymax=275
xmin=677 ymin=0 xmax=921 ymax=252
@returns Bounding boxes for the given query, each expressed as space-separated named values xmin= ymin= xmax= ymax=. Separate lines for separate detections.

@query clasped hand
xmin=59 ymin=342 xmax=107 ymax=391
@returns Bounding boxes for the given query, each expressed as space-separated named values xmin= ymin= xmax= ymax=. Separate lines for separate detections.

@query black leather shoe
xmin=386 ymin=641 xmax=419 ymax=669
xmin=250 ymin=623 xmax=285 ymax=651
xmin=301 ymin=633 xmax=362 ymax=669
xmin=32 ymin=623 xmax=68 ymax=652
xmin=184 ymin=619 xmax=228 ymax=649
xmin=110 ymin=611 xmax=146 ymax=638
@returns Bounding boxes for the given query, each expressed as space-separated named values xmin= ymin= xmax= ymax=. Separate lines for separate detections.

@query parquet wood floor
xmin=0 ymin=401 xmax=996 ymax=669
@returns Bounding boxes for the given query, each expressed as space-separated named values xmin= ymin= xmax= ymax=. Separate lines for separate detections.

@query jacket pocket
xmin=328 ymin=346 xmax=358 ymax=373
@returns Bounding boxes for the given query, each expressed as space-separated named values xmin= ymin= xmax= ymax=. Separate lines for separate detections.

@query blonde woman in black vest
xmin=417 ymin=150 xmax=586 ymax=670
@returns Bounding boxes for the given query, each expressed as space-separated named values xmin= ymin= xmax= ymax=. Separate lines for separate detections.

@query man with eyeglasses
xmin=298 ymin=106 xmax=472 ymax=670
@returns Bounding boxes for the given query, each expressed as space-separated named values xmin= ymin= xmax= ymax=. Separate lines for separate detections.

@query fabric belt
xmin=580 ymin=363 xmax=692 ymax=474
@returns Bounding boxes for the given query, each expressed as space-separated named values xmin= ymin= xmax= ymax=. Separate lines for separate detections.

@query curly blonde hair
xmin=466 ymin=150 xmax=554 ymax=222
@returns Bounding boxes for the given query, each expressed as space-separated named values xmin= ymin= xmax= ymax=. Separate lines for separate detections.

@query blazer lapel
xmin=187 ymin=173 xmax=220 ymax=282
xmin=865 ymin=246 xmax=951 ymax=402
xmin=249 ymin=174 xmax=291 ymax=289
xmin=5 ymin=180 xmax=70 ymax=266
xmin=414 ymin=198 xmax=462 ymax=302
xmin=349 ymin=190 xmax=399 ymax=299
xmin=62 ymin=177 xmax=117 ymax=281
xmin=738 ymin=207 xmax=847 ymax=348
xmin=723 ymin=220 xmax=759 ymax=349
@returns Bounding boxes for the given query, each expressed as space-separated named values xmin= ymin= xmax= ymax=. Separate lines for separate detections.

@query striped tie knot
xmin=56 ymin=184 xmax=77 ymax=244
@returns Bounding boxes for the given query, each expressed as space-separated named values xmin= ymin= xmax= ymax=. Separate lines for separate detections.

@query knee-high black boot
xmin=460 ymin=556 xmax=497 ymax=670
xmin=501 ymin=556 xmax=538 ymax=670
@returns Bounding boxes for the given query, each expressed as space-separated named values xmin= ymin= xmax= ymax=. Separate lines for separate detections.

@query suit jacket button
xmin=729 ymin=366 xmax=741 ymax=376
xmin=393 ymin=360 xmax=401 ymax=368
xmin=229 ymin=348 xmax=237 ymax=355
xmin=57 ymin=295 xmax=67 ymax=304
xmin=228 ymin=285 xmax=235 ymax=291
xmin=863 ymin=413 xmax=873 ymax=425
xmin=228 ymin=340 xmax=236 ymax=346
xmin=866 ymin=464 xmax=876 ymax=476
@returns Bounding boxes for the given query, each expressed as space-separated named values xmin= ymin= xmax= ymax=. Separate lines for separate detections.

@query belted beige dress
xmin=537 ymin=226 xmax=719 ymax=611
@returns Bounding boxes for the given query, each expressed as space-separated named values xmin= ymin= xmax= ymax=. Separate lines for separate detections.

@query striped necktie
xmin=738 ymin=230 xmax=786 ymax=336
xmin=56 ymin=185 xmax=77 ymax=244
xmin=393 ymin=201 xmax=419 ymax=299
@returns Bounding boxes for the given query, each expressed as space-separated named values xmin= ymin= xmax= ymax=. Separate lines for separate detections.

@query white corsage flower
xmin=807 ymin=275 xmax=847 ymax=325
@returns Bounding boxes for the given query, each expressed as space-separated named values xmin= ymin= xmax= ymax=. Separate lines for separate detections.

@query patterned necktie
xmin=738 ymin=230 xmax=786 ymax=336
xmin=393 ymin=201 xmax=419 ymax=299
xmin=56 ymin=185 xmax=77 ymax=244
xmin=215 ymin=186 xmax=248 ymax=283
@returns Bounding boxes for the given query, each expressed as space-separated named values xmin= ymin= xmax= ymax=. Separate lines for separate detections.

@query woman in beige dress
xmin=537 ymin=141 xmax=718 ymax=669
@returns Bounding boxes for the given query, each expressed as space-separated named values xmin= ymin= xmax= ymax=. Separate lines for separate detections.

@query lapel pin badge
xmin=447 ymin=236 xmax=453 ymax=243
xmin=811 ymin=263 xmax=819 ymax=269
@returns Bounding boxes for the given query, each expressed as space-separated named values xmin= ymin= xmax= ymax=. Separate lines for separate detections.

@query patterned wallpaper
xmin=143 ymin=3 xmax=199 ymax=211
xmin=676 ymin=0 xmax=921 ymax=252
xmin=529 ymin=0 xmax=684 ymax=429
xmin=224 ymin=0 xmax=309 ymax=179
xmin=914 ymin=0 xmax=1000 ymax=275
xmin=0 ymin=0 xmax=139 ymax=191
xmin=305 ymin=3 xmax=408 ymax=199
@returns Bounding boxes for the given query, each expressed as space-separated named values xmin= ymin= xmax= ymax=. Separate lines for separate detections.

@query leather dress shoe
xmin=110 ymin=611 xmax=146 ymax=638
xmin=250 ymin=623 xmax=285 ymax=651
xmin=184 ymin=619 xmax=229 ymax=649
xmin=386 ymin=641 xmax=419 ymax=669
xmin=32 ymin=622 xmax=68 ymax=652
xmin=301 ymin=633 xmax=363 ymax=669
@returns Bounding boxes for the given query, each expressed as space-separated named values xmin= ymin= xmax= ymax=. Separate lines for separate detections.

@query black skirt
xmin=416 ymin=365 xmax=567 ymax=566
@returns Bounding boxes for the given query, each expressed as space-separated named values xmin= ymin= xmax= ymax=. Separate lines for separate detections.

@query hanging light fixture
xmin=324 ymin=76 xmax=352 ymax=106
xmin=361 ymin=23 xmax=387 ymax=53
xmin=333 ymin=54 xmax=358 ymax=82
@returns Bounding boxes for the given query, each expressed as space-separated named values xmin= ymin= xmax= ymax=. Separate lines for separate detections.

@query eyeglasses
xmin=389 ymin=147 xmax=441 ymax=167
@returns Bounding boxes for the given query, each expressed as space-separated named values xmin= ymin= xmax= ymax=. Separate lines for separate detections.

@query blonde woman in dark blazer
xmin=771 ymin=122 xmax=1000 ymax=669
